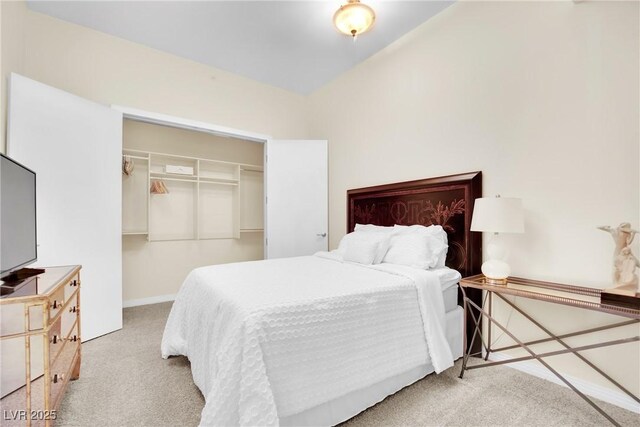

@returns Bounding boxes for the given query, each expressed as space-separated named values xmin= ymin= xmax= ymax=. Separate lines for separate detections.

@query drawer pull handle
xmin=68 ymin=335 xmax=79 ymax=342
xmin=69 ymin=306 xmax=78 ymax=313
xmin=50 ymin=335 xmax=61 ymax=344
xmin=50 ymin=300 xmax=64 ymax=309
xmin=52 ymin=373 xmax=65 ymax=383
xmin=70 ymin=279 xmax=79 ymax=287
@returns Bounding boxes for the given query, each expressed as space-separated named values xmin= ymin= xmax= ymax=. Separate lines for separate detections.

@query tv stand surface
xmin=1 ymin=267 xmax=46 ymax=285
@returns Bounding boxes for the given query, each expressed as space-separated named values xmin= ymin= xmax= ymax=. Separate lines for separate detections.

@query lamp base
xmin=481 ymin=259 xmax=511 ymax=285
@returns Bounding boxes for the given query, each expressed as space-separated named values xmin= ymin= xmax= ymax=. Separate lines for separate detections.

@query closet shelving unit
xmin=122 ymin=148 xmax=263 ymax=241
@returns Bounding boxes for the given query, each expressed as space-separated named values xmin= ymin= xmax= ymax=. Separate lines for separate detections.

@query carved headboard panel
xmin=347 ymin=171 xmax=482 ymax=278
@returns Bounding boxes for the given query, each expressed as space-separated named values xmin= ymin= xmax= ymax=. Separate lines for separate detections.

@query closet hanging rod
xmin=199 ymin=181 xmax=239 ymax=187
xmin=124 ymin=148 xmax=262 ymax=170
xmin=123 ymin=155 xmax=149 ymax=161
xmin=152 ymin=177 xmax=197 ymax=184
xmin=150 ymin=171 xmax=197 ymax=178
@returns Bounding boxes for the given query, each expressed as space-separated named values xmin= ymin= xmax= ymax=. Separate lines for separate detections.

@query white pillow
xmin=432 ymin=240 xmax=449 ymax=268
xmin=393 ymin=224 xmax=447 ymax=242
xmin=383 ymin=231 xmax=437 ymax=269
xmin=336 ymin=230 xmax=391 ymax=264
xmin=385 ymin=225 xmax=449 ymax=269
xmin=354 ymin=223 xmax=395 ymax=234
xmin=413 ymin=225 xmax=448 ymax=268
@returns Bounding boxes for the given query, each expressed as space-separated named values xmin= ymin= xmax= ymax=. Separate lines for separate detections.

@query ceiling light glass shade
xmin=334 ymin=0 xmax=376 ymax=38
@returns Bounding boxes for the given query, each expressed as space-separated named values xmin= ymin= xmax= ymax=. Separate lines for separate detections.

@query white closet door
xmin=266 ymin=140 xmax=328 ymax=259
xmin=8 ymin=74 xmax=123 ymax=341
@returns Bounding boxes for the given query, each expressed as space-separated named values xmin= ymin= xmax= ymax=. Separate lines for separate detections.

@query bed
xmin=161 ymin=171 xmax=482 ymax=427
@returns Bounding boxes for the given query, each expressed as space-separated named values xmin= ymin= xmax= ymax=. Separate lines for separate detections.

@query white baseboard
xmin=123 ymin=293 xmax=176 ymax=308
xmin=486 ymin=352 xmax=640 ymax=414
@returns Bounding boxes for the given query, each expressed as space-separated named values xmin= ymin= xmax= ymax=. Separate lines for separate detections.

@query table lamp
xmin=470 ymin=196 xmax=525 ymax=285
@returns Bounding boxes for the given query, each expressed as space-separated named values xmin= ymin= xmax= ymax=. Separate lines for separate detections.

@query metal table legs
xmin=458 ymin=287 xmax=640 ymax=427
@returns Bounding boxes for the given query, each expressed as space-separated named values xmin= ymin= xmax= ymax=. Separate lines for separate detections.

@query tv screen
xmin=1 ymin=154 xmax=37 ymax=277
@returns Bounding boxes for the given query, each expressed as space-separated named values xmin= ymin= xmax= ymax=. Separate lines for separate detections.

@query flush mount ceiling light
xmin=333 ymin=0 xmax=376 ymax=38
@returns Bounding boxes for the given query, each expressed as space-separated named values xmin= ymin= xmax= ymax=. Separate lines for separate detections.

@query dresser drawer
xmin=49 ymin=273 xmax=79 ymax=324
xmin=48 ymin=286 xmax=66 ymax=320
xmin=49 ymin=337 xmax=80 ymax=407
xmin=48 ymin=316 xmax=64 ymax=361
xmin=63 ymin=273 xmax=80 ymax=299
xmin=49 ymin=317 xmax=79 ymax=365
xmin=62 ymin=292 xmax=80 ymax=336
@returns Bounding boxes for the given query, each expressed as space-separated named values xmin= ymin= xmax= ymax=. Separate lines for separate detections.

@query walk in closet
xmin=122 ymin=148 xmax=264 ymax=240
xmin=121 ymin=120 xmax=265 ymax=304
xmin=122 ymin=149 xmax=264 ymax=241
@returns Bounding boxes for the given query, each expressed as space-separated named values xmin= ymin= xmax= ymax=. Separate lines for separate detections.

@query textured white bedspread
xmin=161 ymin=254 xmax=454 ymax=427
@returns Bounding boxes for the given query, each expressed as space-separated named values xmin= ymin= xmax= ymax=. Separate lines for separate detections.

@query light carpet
xmin=57 ymin=303 xmax=639 ymax=426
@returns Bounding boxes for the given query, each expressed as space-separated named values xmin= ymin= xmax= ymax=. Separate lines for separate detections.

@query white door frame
xmin=110 ymin=105 xmax=272 ymax=256
xmin=111 ymin=106 xmax=270 ymax=143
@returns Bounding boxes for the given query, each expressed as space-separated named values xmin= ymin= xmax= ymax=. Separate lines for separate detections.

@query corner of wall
xmin=1 ymin=0 xmax=27 ymax=154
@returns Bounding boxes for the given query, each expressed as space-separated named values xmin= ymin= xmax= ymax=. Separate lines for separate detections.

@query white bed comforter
xmin=161 ymin=254 xmax=454 ymax=426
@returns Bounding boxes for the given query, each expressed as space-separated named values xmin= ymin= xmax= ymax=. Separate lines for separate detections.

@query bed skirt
xmin=280 ymin=306 xmax=464 ymax=426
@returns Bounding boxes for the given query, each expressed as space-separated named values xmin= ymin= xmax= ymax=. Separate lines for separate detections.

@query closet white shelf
xmin=124 ymin=148 xmax=263 ymax=171
xmin=123 ymin=154 xmax=149 ymax=161
xmin=150 ymin=171 xmax=196 ymax=178
xmin=199 ymin=177 xmax=239 ymax=185
xmin=151 ymin=176 xmax=197 ymax=184
xmin=200 ymin=181 xmax=238 ymax=187
xmin=122 ymin=148 xmax=264 ymax=241
xmin=149 ymin=173 xmax=239 ymax=186
xmin=240 ymin=166 xmax=264 ymax=173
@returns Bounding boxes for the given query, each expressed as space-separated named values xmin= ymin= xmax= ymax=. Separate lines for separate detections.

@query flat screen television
xmin=1 ymin=153 xmax=37 ymax=278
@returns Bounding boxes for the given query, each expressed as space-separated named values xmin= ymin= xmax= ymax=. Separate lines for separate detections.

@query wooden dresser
xmin=0 ymin=266 xmax=82 ymax=426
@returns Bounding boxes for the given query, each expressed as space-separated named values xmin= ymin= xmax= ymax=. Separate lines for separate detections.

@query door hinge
xmin=265 ymin=238 xmax=268 ymax=246
xmin=265 ymin=196 xmax=268 ymax=204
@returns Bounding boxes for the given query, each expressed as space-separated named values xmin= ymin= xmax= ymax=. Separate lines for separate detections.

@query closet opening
xmin=120 ymin=114 xmax=266 ymax=306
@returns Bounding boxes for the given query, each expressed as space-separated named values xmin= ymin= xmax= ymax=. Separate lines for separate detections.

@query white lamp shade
xmin=470 ymin=197 xmax=525 ymax=234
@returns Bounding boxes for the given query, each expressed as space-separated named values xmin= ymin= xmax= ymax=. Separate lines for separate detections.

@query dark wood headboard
xmin=347 ymin=171 xmax=483 ymax=353
xmin=347 ymin=171 xmax=482 ymax=277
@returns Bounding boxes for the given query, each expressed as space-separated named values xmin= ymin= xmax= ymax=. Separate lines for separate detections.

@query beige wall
xmin=122 ymin=120 xmax=264 ymax=302
xmin=309 ymin=1 xmax=639 ymax=398
xmin=124 ymin=120 xmax=264 ymax=165
xmin=0 ymin=1 xmax=27 ymax=154
xmin=0 ymin=1 xmax=308 ymax=155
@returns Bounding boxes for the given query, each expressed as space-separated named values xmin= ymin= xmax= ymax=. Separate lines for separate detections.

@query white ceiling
xmin=27 ymin=1 xmax=454 ymax=94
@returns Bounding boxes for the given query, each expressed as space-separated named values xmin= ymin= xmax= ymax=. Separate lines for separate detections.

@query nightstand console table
xmin=0 ymin=266 xmax=82 ymax=426
xmin=459 ymin=274 xmax=639 ymax=427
